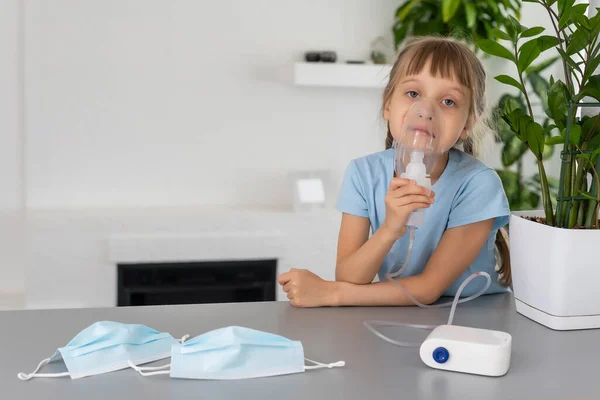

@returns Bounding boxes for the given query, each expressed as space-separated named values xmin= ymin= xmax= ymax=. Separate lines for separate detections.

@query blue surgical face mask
xmin=18 ymin=321 xmax=182 ymax=380
xmin=129 ymin=326 xmax=345 ymax=380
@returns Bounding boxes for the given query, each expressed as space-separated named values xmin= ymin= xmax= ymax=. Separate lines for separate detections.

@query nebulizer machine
xmin=363 ymin=101 xmax=512 ymax=377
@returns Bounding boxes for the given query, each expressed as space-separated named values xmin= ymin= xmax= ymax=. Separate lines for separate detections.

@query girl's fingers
xmin=391 ymin=195 xmax=434 ymax=207
xmin=389 ymin=185 xmax=435 ymax=199
xmin=388 ymin=177 xmax=415 ymax=190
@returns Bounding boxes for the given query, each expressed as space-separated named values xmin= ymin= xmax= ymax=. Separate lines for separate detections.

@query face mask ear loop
xmin=178 ymin=334 xmax=189 ymax=343
xmin=17 ymin=354 xmax=70 ymax=380
xmin=304 ymin=358 xmax=345 ymax=370
xmin=127 ymin=360 xmax=170 ymax=376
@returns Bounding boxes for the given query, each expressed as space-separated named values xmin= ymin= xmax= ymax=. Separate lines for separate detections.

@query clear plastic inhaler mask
xmin=364 ymin=100 xmax=492 ymax=347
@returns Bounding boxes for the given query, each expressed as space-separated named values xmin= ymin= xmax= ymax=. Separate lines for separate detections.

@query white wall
xmin=25 ymin=0 xmax=398 ymax=209
xmin=22 ymin=0 xmax=573 ymax=211
xmin=0 ymin=0 xmax=25 ymax=298
xmin=0 ymin=0 xmax=21 ymax=211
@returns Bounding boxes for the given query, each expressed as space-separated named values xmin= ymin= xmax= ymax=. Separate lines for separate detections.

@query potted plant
xmin=495 ymin=75 xmax=560 ymax=211
xmin=478 ymin=0 xmax=600 ymax=330
xmin=393 ymin=0 xmax=521 ymax=49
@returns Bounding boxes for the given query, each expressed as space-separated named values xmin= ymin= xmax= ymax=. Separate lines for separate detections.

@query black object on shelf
xmin=304 ymin=52 xmax=321 ymax=62
xmin=320 ymin=51 xmax=337 ymax=63
xmin=117 ymin=259 xmax=277 ymax=306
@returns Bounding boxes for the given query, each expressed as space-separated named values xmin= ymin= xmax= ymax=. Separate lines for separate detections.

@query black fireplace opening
xmin=117 ymin=259 xmax=277 ymax=307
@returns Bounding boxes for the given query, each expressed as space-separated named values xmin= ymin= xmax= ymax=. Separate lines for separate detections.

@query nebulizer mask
xmin=363 ymin=101 xmax=511 ymax=376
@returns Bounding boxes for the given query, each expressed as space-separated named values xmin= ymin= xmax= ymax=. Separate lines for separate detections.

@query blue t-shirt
xmin=336 ymin=148 xmax=510 ymax=297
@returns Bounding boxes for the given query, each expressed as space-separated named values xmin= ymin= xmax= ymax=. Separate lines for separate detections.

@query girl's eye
xmin=407 ymin=91 xmax=419 ymax=98
xmin=443 ymin=99 xmax=456 ymax=107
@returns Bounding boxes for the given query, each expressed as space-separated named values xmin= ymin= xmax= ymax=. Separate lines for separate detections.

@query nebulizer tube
xmin=364 ymin=100 xmax=491 ymax=347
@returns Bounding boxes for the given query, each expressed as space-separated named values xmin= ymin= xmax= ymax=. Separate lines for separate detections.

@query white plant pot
xmin=510 ymin=211 xmax=600 ymax=330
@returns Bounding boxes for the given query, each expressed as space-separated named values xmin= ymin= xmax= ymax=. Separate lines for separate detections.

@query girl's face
xmin=383 ymin=60 xmax=472 ymax=154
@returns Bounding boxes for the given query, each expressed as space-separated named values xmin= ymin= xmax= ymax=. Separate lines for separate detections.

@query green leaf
xmin=560 ymin=4 xmax=589 ymax=30
xmin=520 ymin=26 xmax=545 ymax=38
xmin=557 ymin=48 xmax=583 ymax=75
xmin=580 ymin=87 xmax=600 ymax=102
xmin=591 ymin=10 xmax=600 ymax=38
xmin=495 ymin=74 xmax=525 ymax=93
xmin=442 ymin=0 xmax=461 ymax=23
xmin=396 ymin=0 xmax=420 ymax=21
xmin=518 ymin=39 xmax=541 ymax=73
xmin=526 ymin=56 xmax=560 ymax=74
xmin=518 ymin=115 xmax=533 ymax=143
xmin=485 ymin=0 xmax=500 ymax=14
xmin=546 ymin=136 xmax=565 ymax=145
xmin=566 ymin=29 xmax=588 ymax=55
xmin=505 ymin=108 xmax=527 ymax=135
xmin=504 ymin=97 xmax=523 ymax=114
xmin=393 ymin=22 xmax=410 ymax=48
xmin=501 ymin=136 xmax=528 ymax=167
xmin=526 ymin=120 xmax=545 ymax=159
xmin=508 ymin=15 xmax=523 ymax=34
xmin=582 ymin=115 xmax=599 ymax=140
xmin=504 ymin=19 xmax=518 ymax=42
xmin=542 ymin=120 xmax=556 ymax=159
xmin=562 ymin=124 xmax=582 ymax=146
xmin=478 ymin=39 xmax=516 ymax=62
xmin=497 ymin=169 xmax=540 ymax=211
xmin=548 ymin=80 xmax=570 ymax=130
xmin=528 ymin=72 xmax=550 ymax=115
xmin=580 ymin=75 xmax=600 ymax=102
xmin=464 ymin=1 xmax=476 ymax=29
xmin=536 ymin=35 xmax=561 ymax=52
xmin=573 ymin=10 xmax=591 ymax=31
xmin=558 ymin=0 xmax=577 ymax=30
xmin=492 ymin=28 xmax=512 ymax=41
xmin=584 ymin=55 xmax=600 ymax=83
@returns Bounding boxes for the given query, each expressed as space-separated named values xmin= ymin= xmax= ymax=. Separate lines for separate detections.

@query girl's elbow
xmin=413 ymin=277 xmax=444 ymax=305
xmin=420 ymin=292 xmax=441 ymax=306
xmin=335 ymin=269 xmax=372 ymax=285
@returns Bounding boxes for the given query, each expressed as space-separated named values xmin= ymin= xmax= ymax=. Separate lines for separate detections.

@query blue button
xmin=432 ymin=347 xmax=449 ymax=364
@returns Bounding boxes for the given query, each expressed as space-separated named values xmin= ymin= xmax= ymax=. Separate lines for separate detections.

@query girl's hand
xmin=277 ymin=269 xmax=339 ymax=308
xmin=380 ymin=177 xmax=435 ymax=240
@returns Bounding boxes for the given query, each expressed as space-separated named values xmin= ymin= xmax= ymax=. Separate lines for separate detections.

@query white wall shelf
xmin=293 ymin=62 xmax=392 ymax=89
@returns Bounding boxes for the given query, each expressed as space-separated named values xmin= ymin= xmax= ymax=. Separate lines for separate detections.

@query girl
xmin=278 ymin=36 xmax=510 ymax=308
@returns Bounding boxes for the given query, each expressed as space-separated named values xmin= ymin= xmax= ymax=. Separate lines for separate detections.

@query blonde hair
xmin=382 ymin=36 xmax=511 ymax=286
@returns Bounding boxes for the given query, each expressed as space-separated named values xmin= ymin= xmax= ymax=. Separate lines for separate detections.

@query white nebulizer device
xmin=364 ymin=100 xmax=512 ymax=377
xmin=400 ymin=150 xmax=431 ymax=227
xmin=393 ymin=100 xmax=438 ymax=227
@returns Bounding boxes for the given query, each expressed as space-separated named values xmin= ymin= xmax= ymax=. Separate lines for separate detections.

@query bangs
xmin=396 ymin=40 xmax=475 ymax=90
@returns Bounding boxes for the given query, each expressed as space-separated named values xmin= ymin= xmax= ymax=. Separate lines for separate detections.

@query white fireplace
xmin=24 ymin=207 xmax=341 ymax=309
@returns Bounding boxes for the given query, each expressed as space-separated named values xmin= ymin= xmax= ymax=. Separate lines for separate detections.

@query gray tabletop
xmin=2 ymin=293 xmax=598 ymax=400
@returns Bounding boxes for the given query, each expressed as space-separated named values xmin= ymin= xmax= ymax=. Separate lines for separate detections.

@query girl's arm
xmin=334 ymin=213 xmax=397 ymax=284
xmin=335 ymin=218 xmax=494 ymax=306
xmin=336 ymin=178 xmax=434 ymax=284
